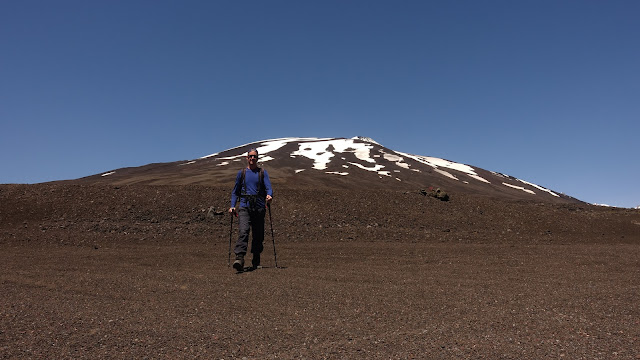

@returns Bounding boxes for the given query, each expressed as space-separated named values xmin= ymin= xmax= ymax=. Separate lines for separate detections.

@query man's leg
xmin=249 ymin=208 xmax=266 ymax=267
xmin=233 ymin=208 xmax=250 ymax=270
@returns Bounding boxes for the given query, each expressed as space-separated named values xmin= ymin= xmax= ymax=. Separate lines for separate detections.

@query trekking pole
xmin=228 ymin=212 xmax=233 ymax=267
xmin=267 ymin=203 xmax=278 ymax=268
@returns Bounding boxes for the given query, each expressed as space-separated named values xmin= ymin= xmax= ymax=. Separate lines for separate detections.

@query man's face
xmin=247 ymin=151 xmax=258 ymax=165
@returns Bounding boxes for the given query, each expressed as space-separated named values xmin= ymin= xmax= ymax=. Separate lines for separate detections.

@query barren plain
xmin=1 ymin=184 xmax=639 ymax=359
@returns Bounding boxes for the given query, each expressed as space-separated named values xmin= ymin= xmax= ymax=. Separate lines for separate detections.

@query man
xmin=229 ymin=148 xmax=273 ymax=271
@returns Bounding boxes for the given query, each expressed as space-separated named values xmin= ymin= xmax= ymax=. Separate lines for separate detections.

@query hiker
xmin=229 ymin=148 xmax=273 ymax=271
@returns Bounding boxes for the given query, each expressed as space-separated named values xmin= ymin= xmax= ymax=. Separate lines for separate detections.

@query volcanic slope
xmin=77 ymin=137 xmax=579 ymax=204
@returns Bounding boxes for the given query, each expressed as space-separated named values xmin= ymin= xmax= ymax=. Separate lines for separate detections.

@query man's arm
xmin=263 ymin=169 xmax=273 ymax=204
xmin=229 ymin=171 xmax=242 ymax=212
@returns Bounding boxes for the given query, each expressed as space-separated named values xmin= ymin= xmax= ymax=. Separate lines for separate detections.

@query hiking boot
xmin=233 ymin=254 xmax=244 ymax=271
xmin=251 ymin=253 xmax=260 ymax=269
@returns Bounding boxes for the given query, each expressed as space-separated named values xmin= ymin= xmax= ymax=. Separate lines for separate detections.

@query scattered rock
xmin=207 ymin=206 xmax=225 ymax=219
xmin=419 ymin=187 xmax=450 ymax=201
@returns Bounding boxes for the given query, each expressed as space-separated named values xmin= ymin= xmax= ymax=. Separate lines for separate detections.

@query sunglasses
xmin=248 ymin=155 xmax=258 ymax=159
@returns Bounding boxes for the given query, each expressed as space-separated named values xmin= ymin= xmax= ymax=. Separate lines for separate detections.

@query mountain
xmin=5 ymin=138 xmax=639 ymax=359
xmin=77 ymin=136 xmax=580 ymax=204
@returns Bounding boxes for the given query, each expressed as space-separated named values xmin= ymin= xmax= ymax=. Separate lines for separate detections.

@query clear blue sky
xmin=1 ymin=0 xmax=638 ymax=207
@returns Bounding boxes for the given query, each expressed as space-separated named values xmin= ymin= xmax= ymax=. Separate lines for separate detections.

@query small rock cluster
xmin=420 ymin=187 xmax=450 ymax=201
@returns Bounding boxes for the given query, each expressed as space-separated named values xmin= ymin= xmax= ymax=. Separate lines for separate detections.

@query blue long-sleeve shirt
xmin=230 ymin=167 xmax=273 ymax=209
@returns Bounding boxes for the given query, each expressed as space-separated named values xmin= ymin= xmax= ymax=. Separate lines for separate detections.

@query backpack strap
xmin=258 ymin=168 xmax=265 ymax=196
xmin=241 ymin=168 xmax=247 ymax=195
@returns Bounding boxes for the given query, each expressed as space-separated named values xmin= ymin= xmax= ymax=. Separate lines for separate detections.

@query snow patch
xmin=382 ymin=152 xmax=403 ymax=162
xmin=295 ymin=169 xmax=305 ymax=174
xmin=382 ymin=151 xmax=411 ymax=169
xmin=216 ymin=161 xmax=230 ymax=167
xmin=326 ymin=171 xmax=349 ymax=176
xmin=434 ymin=169 xmax=458 ymax=180
xmin=101 ymin=171 xmax=115 ymax=177
xmin=397 ymin=151 xmax=489 ymax=183
xmin=352 ymin=136 xmax=380 ymax=145
xmin=348 ymin=162 xmax=385 ymax=172
xmin=201 ymin=137 xmax=331 ymax=160
xmin=254 ymin=138 xmax=323 ymax=155
xmin=219 ymin=155 xmax=244 ymax=161
xmin=517 ymin=179 xmax=559 ymax=197
xmin=179 ymin=161 xmax=196 ymax=166
xmin=200 ymin=152 xmax=218 ymax=159
xmin=503 ymin=183 xmax=536 ymax=195
xmin=291 ymin=139 xmax=375 ymax=170
xmin=469 ymin=174 xmax=490 ymax=184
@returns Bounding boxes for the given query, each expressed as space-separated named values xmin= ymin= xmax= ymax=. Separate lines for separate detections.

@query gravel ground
xmin=1 ymin=184 xmax=639 ymax=359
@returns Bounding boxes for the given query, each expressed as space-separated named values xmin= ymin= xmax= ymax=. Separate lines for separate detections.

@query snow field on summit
xmin=197 ymin=136 xmax=564 ymax=201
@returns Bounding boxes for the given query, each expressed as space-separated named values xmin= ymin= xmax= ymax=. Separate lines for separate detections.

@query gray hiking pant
xmin=234 ymin=207 xmax=265 ymax=256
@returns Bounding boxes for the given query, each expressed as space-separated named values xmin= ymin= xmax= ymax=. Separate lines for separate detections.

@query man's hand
xmin=266 ymin=195 xmax=273 ymax=204
xmin=229 ymin=207 xmax=236 ymax=214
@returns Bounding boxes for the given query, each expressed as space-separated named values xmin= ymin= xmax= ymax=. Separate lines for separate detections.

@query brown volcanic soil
xmin=1 ymin=183 xmax=639 ymax=359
